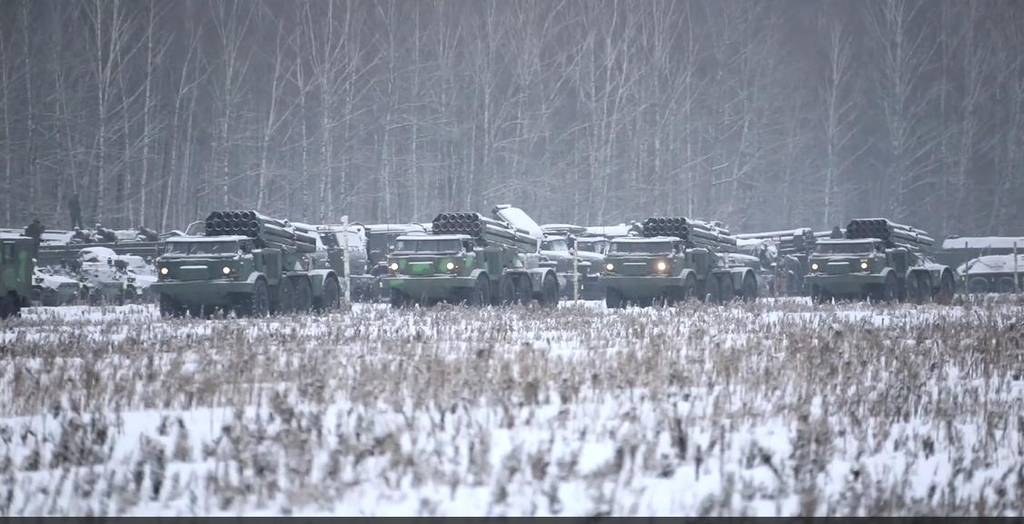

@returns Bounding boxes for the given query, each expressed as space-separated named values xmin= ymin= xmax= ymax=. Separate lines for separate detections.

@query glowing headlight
xmin=159 ymin=267 xmax=169 ymax=275
xmin=388 ymin=262 xmax=400 ymax=271
xmin=605 ymin=263 xmax=615 ymax=272
xmin=445 ymin=261 xmax=456 ymax=271
xmin=810 ymin=263 xmax=819 ymax=272
xmin=859 ymin=261 xmax=869 ymax=270
xmin=222 ymin=266 xmax=232 ymax=275
xmin=655 ymin=261 xmax=668 ymax=272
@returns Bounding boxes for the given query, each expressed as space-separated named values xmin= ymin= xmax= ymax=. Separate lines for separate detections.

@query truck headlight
xmin=445 ymin=261 xmax=456 ymax=271
xmin=810 ymin=263 xmax=819 ymax=272
xmin=388 ymin=262 xmax=399 ymax=271
xmin=222 ymin=266 xmax=232 ymax=275
xmin=159 ymin=267 xmax=169 ymax=275
xmin=859 ymin=261 xmax=869 ymax=270
xmin=655 ymin=260 xmax=668 ymax=273
xmin=605 ymin=263 xmax=615 ymax=272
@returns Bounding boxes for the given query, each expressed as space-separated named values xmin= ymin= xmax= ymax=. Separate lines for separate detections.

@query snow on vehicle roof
xmin=574 ymin=235 xmax=608 ymax=241
xmin=395 ymin=234 xmax=469 ymax=241
xmin=611 ymin=236 xmax=679 ymax=242
xmin=957 ymin=254 xmax=1024 ymax=275
xmin=816 ymin=238 xmax=881 ymax=244
xmin=734 ymin=228 xmax=813 ymax=240
xmin=585 ymin=224 xmax=633 ymax=237
xmin=166 ymin=235 xmax=249 ymax=243
xmin=492 ymin=205 xmax=544 ymax=239
xmin=941 ymin=236 xmax=1024 ymax=250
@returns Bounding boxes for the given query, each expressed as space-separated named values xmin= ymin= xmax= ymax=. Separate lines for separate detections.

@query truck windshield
xmin=166 ymin=241 xmax=239 ymax=255
xmin=815 ymin=242 xmax=874 ymax=255
xmin=609 ymin=241 xmax=673 ymax=254
xmin=394 ymin=239 xmax=463 ymax=254
xmin=577 ymin=240 xmax=607 ymax=254
xmin=542 ymin=239 xmax=569 ymax=252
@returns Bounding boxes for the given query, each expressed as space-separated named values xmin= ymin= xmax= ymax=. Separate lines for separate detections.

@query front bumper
xmin=150 ymin=279 xmax=255 ymax=305
xmin=804 ymin=273 xmax=885 ymax=294
xmin=382 ymin=274 xmax=476 ymax=299
xmin=602 ymin=274 xmax=681 ymax=299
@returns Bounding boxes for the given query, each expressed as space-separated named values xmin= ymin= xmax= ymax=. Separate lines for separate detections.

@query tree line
xmin=0 ymin=0 xmax=1021 ymax=237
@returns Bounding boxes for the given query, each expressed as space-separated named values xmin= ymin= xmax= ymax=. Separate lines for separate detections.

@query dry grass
xmin=0 ymin=298 xmax=1023 ymax=516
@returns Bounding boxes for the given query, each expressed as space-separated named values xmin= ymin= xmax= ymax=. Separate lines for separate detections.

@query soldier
xmin=68 ymin=193 xmax=82 ymax=229
xmin=24 ymin=218 xmax=45 ymax=257
xmin=830 ymin=226 xmax=843 ymax=239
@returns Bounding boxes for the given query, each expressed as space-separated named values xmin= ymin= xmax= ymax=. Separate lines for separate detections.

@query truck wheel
xmin=810 ymin=285 xmax=828 ymax=305
xmin=498 ymin=275 xmax=517 ymax=306
xmin=967 ymin=277 xmax=989 ymax=294
xmin=705 ymin=276 xmax=722 ymax=304
xmin=605 ymin=288 xmax=624 ymax=309
xmin=159 ymin=295 xmax=183 ymax=318
xmin=278 ymin=278 xmax=297 ymax=315
xmin=904 ymin=273 xmax=920 ymax=304
xmin=468 ymin=275 xmax=491 ymax=307
xmin=320 ymin=276 xmax=341 ymax=312
xmin=295 ymin=277 xmax=313 ymax=313
xmin=935 ymin=272 xmax=956 ymax=305
xmin=515 ymin=275 xmax=533 ymax=305
xmin=187 ymin=304 xmax=204 ymax=319
xmin=680 ymin=274 xmax=698 ymax=302
xmin=997 ymin=277 xmax=1016 ymax=294
xmin=912 ymin=273 xmax=931 ymax=304
xmin=881 ymin=273 xmax=899 ymax=303
xmin=240 ymin=279 xmax=270 ymax=318
xmin=741 ymin=273 xmax=757 ymax=302
xmin=389 ymin=289 xmax=409 ymax=309
xmin=539 ymin=274 xmax=559 ymax=308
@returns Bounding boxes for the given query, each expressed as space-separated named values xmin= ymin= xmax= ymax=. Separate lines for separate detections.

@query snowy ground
xmin=1 ymin=295 xmax=1024 ymax=516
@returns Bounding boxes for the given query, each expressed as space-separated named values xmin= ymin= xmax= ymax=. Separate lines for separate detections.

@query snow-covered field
xmin=2 ymin=296 xmax=1024 ymax=516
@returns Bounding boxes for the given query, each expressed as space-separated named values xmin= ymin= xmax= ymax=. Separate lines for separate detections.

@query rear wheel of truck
xmin=605 ymin=287 xmax=624 ymax=309
xmin=681 ymin=274 xmax=698 ymax=303
xmin=498 ymin=275 xmax=517 ymax=306
xmin=997 ymin=277 xmax=1017 ymax=294
xmin=935 ymin=271 xmax=956 ymax=304
xmin=159 ymin=294 xmax=182 ymax=318
xmin=319 ymin=276 xmax=341 ymax=312
xmin=720 ymin=275 xmax=735 ymax=303
xmin=912 ymin=272 xmax=931 ymax=304
xmin=539 ymin=273 xmax=559 ymax=308
xmin=468 ymin=275 xmax=491 ymax=307
xmin=705 ymin=275 xmax=722 ymax=304
xmin=295 ymin=277 xmax=313 ymax=313
xmin=741 ymin=273 xmax=757 ymax=302
xmin=515 ymin=275 xmax=533 ymax=305
xmin=278 ymin=278 xmax=297 ymax=315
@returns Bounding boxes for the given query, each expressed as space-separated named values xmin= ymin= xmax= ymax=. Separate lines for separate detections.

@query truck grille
xmin=825 ymin=262 xmax=851 ymax=275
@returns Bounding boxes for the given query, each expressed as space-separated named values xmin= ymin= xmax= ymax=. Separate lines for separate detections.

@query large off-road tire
xmin=389 ymin=289 xmax=409 ymax=309
xmin=0 ymin=293 xmax=17 ymax=320
xmin=605 ymin=288 xmax=624 ymax=309
xmin=294 ymin=277 xmax=313 ymax=313
xmin=967 ymin=277 xmax=989 ymax=294
xmin=911 ymin=272 xmax=931 ymax=304
xmin=468 ymin=275 xmax=491 ymax=307
xmin=997 ymin=276 xmax=1017 ymax=294
xmin=539 ymin=273 xmax=559 ymax=308
xmin=187 ymin=304 xmax=204 ymax=319
xmin=720 ymin=274 xmax=735 ymax=303
xmin=705 ymin=276 xmax=722 ymax=304
xmin=498 ymin=275 xmax=517 ymax=306
xmin=810 ymin=285 xmax=829 ymax=305
xmin=879 ymin=272 xmax=899 ymax=303
xmin=159 ymin=294 xmax=184 ymax=319
xmin=319 ymin=276 xmax=341 ymax=312
xmin=515 ymin=275 xmax=533 ymax=305
xmin=904 ymin=272 xmax=920 ymax=305
xmin=935 ymin=271 xmax=956 ymax=305
xmin=741 ymin=273 xmax=758 ymax=302
xmin=277 ymin=278 xmax=297 ymax=315
xmin=239 ymin=278 xmax=270 ymax=318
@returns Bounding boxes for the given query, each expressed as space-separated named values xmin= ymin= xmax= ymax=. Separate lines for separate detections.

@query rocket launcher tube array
xmin=844 ymin=218 xmax=935 ymax=250
xmin=640 ymin=217 xmax=738 ymax=251
xmin=431 ymin=212 xmax=540 ymax=253
xmin=204 ymin=210 xmax=318 ymax=253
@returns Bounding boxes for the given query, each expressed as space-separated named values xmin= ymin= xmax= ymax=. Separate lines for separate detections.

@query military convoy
xmin=602 ymin=217 xmax=759 ymax=308
xmin=734 ymin=228 xmax=817 ymax=296
xmin=805 ymin=219 xmax=956 ymax=304
xmin=150 ymin=211 xmax=343 ymax=318
xmin=383 ymin=211 xmax=560 ymax=308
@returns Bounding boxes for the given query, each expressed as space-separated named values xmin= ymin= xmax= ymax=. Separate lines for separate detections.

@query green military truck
xmin=150 ymin=211 xmax=342 ymax=318
xmin=601 ymin=217 xmax=759 ymax=308
xmin=1 ymin=235 xmax=34 ymax=319
xmin=383 ymin=212 xmax=560 ymax=308
xmin=805 ymin=218 xmax=956 ymax=304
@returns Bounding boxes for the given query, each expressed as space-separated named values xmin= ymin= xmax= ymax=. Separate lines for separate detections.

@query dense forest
xmin=0 ymin=0 xmax=1021 ymax=237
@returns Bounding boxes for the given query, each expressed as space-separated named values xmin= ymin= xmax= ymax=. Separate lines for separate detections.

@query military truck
xmin=805 ymin=218 xmax=956 ymax=304
xmin=1 ymin=235 xmax=34 ymax=319
xmin=956 ymin=254 xmax=1023 ymax=294
xmin=601 ymin=217 xmax=759 ymax=308
xmin=383 ymin=212 xmax=560 ymax=308
xmin=734 ymin=228 xmax=817 ymax=296
xmin=150 ymin=211 xmax=342 ymax=318
xmin=293 ymin=222 xmax=376 ymax=300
